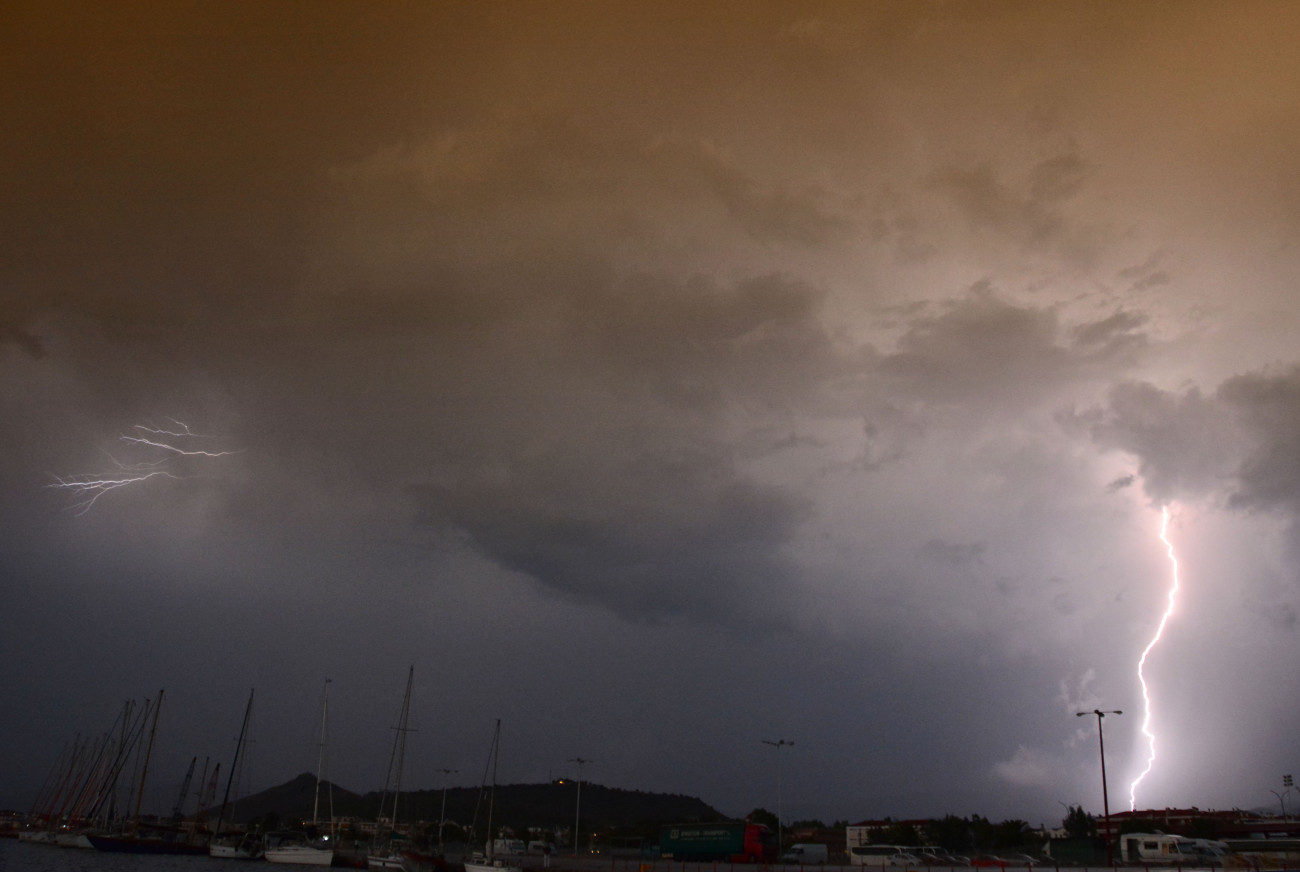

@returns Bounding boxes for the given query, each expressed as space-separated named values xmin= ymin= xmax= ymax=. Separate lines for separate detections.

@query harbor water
xmin=1 ymin=838 xmax=220 ymax=872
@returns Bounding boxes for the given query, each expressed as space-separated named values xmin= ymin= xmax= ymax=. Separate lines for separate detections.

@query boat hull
xmin=465 ymin=858 xmax=522 ymax=872
xmin=55 ymin=832 xmax=94 ymax=849
xmin=211 ymin=840 xmax=264 ymax=859
xmin=18 ymin=831 xmax=58 ymax=845
xmin=265 ymin=844 xmax=335 ymax=866
xmin=86 ymin=834 xmax=209 ymax=854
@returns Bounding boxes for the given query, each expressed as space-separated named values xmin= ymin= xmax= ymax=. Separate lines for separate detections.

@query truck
xmin=660 ymin=822 xmax=777 ymax=863
xmin=781 ymin=843 xmax=830 ymax=864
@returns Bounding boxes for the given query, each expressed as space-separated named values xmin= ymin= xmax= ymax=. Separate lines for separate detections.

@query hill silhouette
xmin=226 ymin=775 xmax=722 ymax=834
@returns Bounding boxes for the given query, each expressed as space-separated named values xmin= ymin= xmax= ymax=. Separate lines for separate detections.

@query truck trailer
xmin=660 ymin=822 xmax=776 ymax=863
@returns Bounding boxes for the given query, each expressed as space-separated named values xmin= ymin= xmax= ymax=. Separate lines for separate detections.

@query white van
xmin=1120 ymin=833 xmax=1229 ymax=866
xmin=782 ymin=844 xmax=829 ymax=864
xmin=848 ymin=845 xmax=923 ymax=867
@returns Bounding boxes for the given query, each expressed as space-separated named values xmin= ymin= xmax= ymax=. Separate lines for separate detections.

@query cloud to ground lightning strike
xmin=1128 ymin=504 xmax=1180 ymax=810
xmin=48 ymin=419 xmax=237 ymax=514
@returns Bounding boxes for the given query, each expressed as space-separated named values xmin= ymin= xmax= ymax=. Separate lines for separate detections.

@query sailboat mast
xmin=312 ymin=679 xmax=331 ymax=828
xmin=214 ymin=688 xmax=254 ymax=837
xmin=132 ymin=689 xmax=164 ymax=829
xmin=485 ymin=719 xmax=500 ymax=858
xmin=392 ymin=666 xmax=413 ymax=825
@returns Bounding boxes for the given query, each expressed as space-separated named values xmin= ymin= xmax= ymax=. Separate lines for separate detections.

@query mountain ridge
xmin=224 ymin=774 xmax=723 ymax=832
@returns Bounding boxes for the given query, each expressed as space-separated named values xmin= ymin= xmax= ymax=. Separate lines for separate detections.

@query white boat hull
xmin=465 ymin=858 xmax=523 ymax=872
xmin=211 ymin=841 xmax=263 ymax=859
xmin=55 ymin=832 xmax=95 ymax=849
xmin=18 ymin=830 xmax=58 ymax=845
xmin=265 ymin=845 xmax=335 ymax=866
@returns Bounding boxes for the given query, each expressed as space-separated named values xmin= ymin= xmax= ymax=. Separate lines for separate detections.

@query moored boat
xmin=463 ymin=721 xmax=522 ymax=872
xmin=367 ymin=668 xmax=416 ymax=872
xmin=17 ymin=830 xmax=58 ymax=845
xmin=210 ymin=832 xmax=264 ymax=859
xmin=210 ymin=689 xmax=263 ymax=860
xmin=267 ymin=680 xmax=335 ymax=867
xmin=54 ymin=830 xmax=94 ymax=849
xmin=263 ymin=832 xmax=335 ymax=866
xmin=86 ymin=831 xmax=209 ymax=855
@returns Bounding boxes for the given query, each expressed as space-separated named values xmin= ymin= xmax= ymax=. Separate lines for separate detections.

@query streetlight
xmin=434 ymin=768 xmax=457 ymax=856
xmin=761 ymin=739 xmax=793 ymax=856
xmin=1076 ymin=710 xmax=1121 ymax=867
xmin=1270 ymin=775 xmax=1291 ymax=822
xmin=1270 ymin=789 xmax=1287 ymax=820
xmin=569 ymin=758 xmax=590 ymax=857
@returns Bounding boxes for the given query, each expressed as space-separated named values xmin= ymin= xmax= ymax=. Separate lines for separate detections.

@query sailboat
xmin=210 ymin=689 xmax=263 ymax=859
xmin=367 ymin=666 xmax=415 ymax=871
xmin=463 ymin=720 xmax=522 ymax=872
xmin=87 ymin=690 xmax=209 ymax=855
xmin=265 ymin=680 xmax=335 ymax=867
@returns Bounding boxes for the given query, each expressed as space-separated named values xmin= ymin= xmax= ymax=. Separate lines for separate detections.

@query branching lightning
xmin=49 ymin=419 xmax=237 ymax=514
xmin=1128 ymin=504 xmax=1180 ymax=810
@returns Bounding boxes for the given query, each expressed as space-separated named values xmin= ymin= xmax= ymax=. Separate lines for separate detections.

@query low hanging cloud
xmin=1079 ymin=366 xmax=1300 ymax=521
xmin=393 ymin=270 xmax=836 ymax=627
xmin=993 ymin=745 xmax=1059 ymax=788
xmin=415 ymin=453 xmax=809 ymax=625
xmin=1218 ymin=368 xmax=1300 ymax=516
xmin=863 ymin=283 xmax=1151 ymax=448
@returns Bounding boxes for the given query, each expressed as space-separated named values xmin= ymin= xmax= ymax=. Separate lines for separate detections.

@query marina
xmin=6 ymin=838 xmax=1288 ymax=872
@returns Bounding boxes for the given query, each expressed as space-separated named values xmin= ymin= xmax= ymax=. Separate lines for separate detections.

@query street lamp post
xmin=1077 ymin=710 xmax=1121 ymax=867
xmin=434 ymin=768 xmax=457 ymax=856
xmin=1271 ymin=789 xmax=1287 ymax=820
xmin=568 ymin=758 xmax=589 ymax=857
xmin=761 ymin=739 xmax=793 ymax=856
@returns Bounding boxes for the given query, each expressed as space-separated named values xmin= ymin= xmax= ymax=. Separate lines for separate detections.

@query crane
xmin=171 ymin=756 xmax=196 ymax=825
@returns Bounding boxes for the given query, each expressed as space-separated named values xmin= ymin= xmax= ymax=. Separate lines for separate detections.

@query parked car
xmin=970 ymin=855 xmax=1010 ymax=867
xmin=849 ymin=846 xmax=926 ymax=867
xmin=915 ymin=847 xmax=965 ymax=866
xmin=998 ymin=854 xmax=1043 ymax=867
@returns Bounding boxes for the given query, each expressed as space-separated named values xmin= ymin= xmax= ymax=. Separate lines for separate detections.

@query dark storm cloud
xmin=929 ymin=149 xmax=1094 ymax=256
xmin=1117 ymin=252 xmax=1172 ymax=295
xmin=645 ymin=138 xmax=856 ymax=246
xmin=872 ymin=283 xmax=1149 ymax=413
xmin=1079 ymin=381 xmax=1242 ymax=501
xmin=0 ymin=322 xmax=44 ymax=358
xmin=1106 ymin=473 xmax=1136 ymax=492
xmin=1219 ymin=368 xmax=1300 ymax=516
xmin=918 ymin=538 xmax=986 ymax=568
xmin=416 ymin=456 xmax=809 ymax=625
xmin=1083 ymin=366 xmax=1300 ymax=521
xmin=1070 ymin=310 xmax=1148 ymax=352
xmin=380 ymin=270 xmax=836 ymax=625
xmin=566 ymin=272 xmax=838 ymax=410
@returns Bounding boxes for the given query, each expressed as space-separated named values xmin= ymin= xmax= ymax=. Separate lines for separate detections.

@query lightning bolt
xmin=122 ymin=420 xmax=237 ymax=458
xmin=48 ymin=419 xmax=237 ymax=514
xmin=1128 ymin=504 xmax=1180 ymax=810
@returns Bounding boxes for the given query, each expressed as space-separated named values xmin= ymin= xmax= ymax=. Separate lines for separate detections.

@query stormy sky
xmin=4 ymin=2 xmax=1300 ymax=828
